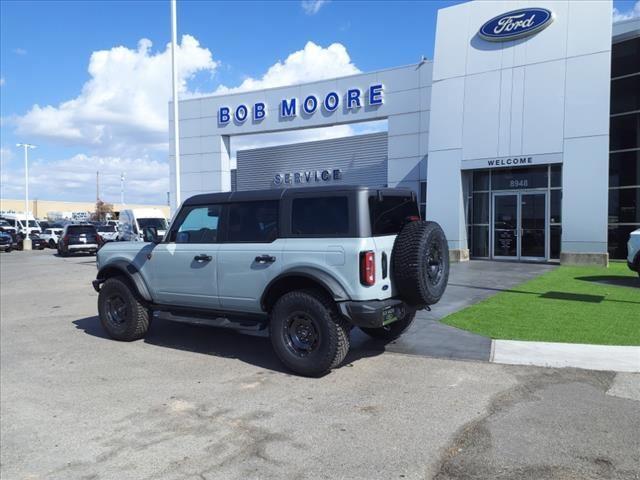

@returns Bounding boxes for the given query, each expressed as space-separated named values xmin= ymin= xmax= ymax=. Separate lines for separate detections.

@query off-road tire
xmin=270 ymin=289 xmax=350 ymax=377
xmin=58 ymin=246 xmax=68 ymax=257
xmin=360 ymin=309 xmax=416 ymax=342
xmin=392 ymin=220 xmax=449 ymax=306
xmin=98 ymin=276 xmax=149 ymax=341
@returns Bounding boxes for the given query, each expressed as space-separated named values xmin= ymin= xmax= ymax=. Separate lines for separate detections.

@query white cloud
xmin=214 ymin=41 xmax=359 ymax=94
xmin=301 ymin=0 xmax=328 ymax=15
xmin=14 ymin=35 xmax=217 ymax=155
xmin=0 ymin=77 xmax=4 ymax=87
xmin=613 ymin=0 xmax=640 ymax=21
xmin=0 ymin=153 xmax=169 ymax=204
xmin=13 ymin=48 xmax=27 ymax=55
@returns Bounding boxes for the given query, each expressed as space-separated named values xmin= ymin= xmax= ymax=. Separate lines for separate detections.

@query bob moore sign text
xmin=218 ymin=85 xmax=383 ymax=125
xmin=274 ymin=169 xmax=343 ymax=186
xmin=479 ymin=8 xmax=554 ymax=42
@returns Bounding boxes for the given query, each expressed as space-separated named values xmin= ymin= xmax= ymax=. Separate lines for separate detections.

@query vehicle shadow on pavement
xmin=576 ymin=275 xmax=640 ymax=289
xmin=72 ymin=316 xmax=383 ymax=375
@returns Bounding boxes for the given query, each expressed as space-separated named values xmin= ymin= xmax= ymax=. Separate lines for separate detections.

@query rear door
xmin=217 ymin=201 xmax=284 ymax=314
xmin=146 ymin=204 xmax=221 ymax=309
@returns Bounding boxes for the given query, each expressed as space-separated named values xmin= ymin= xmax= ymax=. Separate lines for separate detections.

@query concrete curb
xmin=491 ymin=340 xmax=640 ymax=373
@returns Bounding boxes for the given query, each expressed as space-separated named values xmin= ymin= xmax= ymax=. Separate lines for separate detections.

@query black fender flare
xmin=261 ymin=267 xmax=350 ymax=311
xmin=95 ymin=260 xmax=152 ymax=302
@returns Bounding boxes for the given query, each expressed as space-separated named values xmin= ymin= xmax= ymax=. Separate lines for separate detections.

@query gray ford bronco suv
xmin=93 ymin=186 xmax=449 ymax=376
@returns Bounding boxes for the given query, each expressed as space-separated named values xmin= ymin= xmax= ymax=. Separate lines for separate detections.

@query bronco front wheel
xmin=270 ymin=290 xmax=350 ymax=377
xmin=98 ymin=276 xmax=149 ymax=341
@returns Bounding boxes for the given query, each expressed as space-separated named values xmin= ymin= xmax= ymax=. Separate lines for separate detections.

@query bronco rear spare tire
xmin=392 ymin=220 xmax=449 ymax=306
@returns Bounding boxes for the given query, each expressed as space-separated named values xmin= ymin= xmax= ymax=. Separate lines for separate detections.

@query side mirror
xmin=142 ymin=226 xmax=160 ymax=243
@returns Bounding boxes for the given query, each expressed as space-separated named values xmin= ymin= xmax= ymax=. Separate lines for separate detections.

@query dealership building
xmin=170 ymin=0 xmax=639 ymax=265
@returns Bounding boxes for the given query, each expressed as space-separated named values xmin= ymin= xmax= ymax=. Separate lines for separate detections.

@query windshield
xmin=28 ymin=220 xmax=39 ymax=227
xmin=369 ymin=195 xmax=420 ymax=235
xmin=138 ymin=218 xmax=167 ymax=230
xmin=98 ymin=225 xmax=116 ymax=232
xmin=67 ymin=226 xmax=96 ymax=235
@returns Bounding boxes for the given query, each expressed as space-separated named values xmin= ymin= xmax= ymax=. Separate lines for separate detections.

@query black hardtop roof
xmin=183 ymin=185 xmax=415 ymax=206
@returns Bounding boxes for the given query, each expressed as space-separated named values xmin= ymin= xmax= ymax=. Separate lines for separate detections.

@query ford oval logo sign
xmin=479 ymin=8 xmax=554 ymax=42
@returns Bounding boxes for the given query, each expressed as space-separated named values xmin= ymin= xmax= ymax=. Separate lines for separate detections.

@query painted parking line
xmin=492 ymin=340 xmax=640 ymax=373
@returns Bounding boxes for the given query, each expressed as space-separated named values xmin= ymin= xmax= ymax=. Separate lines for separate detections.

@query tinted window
xmin=611 ymin=37 xmax=640 ymax=78
xmin=611 ymin=75 xmax=640 ymax=115
xmin=67 ymin=226 xmax=96 ymax=235
xmin=171 ymin=205 xmax=221 ymax=243
xmin=610 ymin=112 xmax=639 ymax=151
xmin=610 ymin=151 xmax=640 ymax=187
xmin=609 ymin=187 xmax=640 ymax=223
xmin=369 ymin=195 xmax=420 ymax=235
xmin=227 ymin=201 xmax=278 ymax=243
xmin=138 ymin=218 xmax=167 ymax=230
xmin=291 ymin=197 xmax=348 ymax=236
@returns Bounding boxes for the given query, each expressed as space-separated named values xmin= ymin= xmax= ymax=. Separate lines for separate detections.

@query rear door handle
xmin=255 ymin=254 xmax=276 ymax=264
xmin=194 ymin=254 xmax=212 ymax=262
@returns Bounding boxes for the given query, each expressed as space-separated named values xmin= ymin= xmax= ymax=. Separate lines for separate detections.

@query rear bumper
xmin=338 ymin=297 xmax=411 ymax=328
xmin=69 ymin=243 xmax=98 ymax=251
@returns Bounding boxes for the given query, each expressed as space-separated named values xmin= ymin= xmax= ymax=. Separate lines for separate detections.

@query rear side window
xmin=67 ymin=226 xmax=96 ymax=235
xmin=227 ymin=201 xmax=278 ymax=243
xmin=291 ymin=197 xmax=349 ymax=236
xmin=369 ymin=195 xmax=420 ymax=235
xmin=171 ymin=205 xmax=221 ymax=243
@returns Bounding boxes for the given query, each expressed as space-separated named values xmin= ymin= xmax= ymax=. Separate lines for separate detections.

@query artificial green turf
xmin=441 ymin=261 xmax=640 ymax=346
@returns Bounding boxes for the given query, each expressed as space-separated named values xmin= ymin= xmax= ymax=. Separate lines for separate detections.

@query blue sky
xmin=1 ymin=0 xmax=638 ymax=205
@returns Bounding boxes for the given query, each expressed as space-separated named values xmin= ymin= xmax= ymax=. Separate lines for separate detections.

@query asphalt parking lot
xmin=1 ymin=250 xmax=639 ymax=480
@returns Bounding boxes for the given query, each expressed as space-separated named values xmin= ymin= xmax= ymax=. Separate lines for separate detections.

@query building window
xmin=609 ymin=36 xmax=640 ymax=259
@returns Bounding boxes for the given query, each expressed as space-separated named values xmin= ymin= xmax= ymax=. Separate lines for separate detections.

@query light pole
xmin=120 ymin=172 xmax=125 ymax=207
xmin=171 ymin=0 xmax=181 ymax=211
xmin=16 ymin=143 xmax=36 ymax=250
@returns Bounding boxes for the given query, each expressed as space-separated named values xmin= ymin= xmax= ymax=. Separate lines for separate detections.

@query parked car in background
xmin=627 ymin=228 xmax=640 ymax=278
xmin=0 ymin=231 xmax=13 ymax=252
xmin=0 ymin=219 xmax=18 ymax=236
xmin=0 ymin=213 xmax=42 ymax=235
xmin=118 ymin=208 xmax=168 ymax=242
xmin=97 ymin=224 xmax=118 ymax=242
xmin=57 ymin=224 xmax=102 ymax=256
xmin=40 ymin=228 xmax=65 ymax=248
xmin=12 ymin=231 xmax=47 ymax=250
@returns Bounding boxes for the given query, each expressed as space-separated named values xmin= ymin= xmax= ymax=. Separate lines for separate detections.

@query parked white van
xmin=118 ymin=208 xmax=168 ymax=242
xmin=0 ymin=213 xmax=42 ymax=235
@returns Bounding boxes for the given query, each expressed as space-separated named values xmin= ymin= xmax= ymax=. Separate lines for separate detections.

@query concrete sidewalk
xmin=492 ymin=340 xmax=640 ymax=372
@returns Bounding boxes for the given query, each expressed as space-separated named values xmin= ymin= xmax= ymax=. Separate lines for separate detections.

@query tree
xmin=93 ymin=200 xmax=114 ymax=222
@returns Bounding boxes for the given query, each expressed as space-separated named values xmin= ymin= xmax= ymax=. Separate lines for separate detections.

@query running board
xmin=154 ymin=311 xmax=269 ymax=337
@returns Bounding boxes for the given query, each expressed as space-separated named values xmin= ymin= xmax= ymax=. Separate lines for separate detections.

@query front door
xmin=520 ymin=193 xmax=546 ymax=260
xmin=493 ymin=194 xmax=518 ymax=259
xmin=492 ymin=192 xmax=547 ymax=260
xmin=147 ymin=204 xmax=222 ymax=309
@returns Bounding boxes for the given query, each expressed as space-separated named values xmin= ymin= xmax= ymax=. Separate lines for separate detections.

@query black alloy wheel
xmin=284 ymin=311 xmax=321 ymax=357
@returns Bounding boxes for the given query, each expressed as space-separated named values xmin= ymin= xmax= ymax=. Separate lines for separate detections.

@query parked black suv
xmin=58 ymin=224 xmax=102 ymax=256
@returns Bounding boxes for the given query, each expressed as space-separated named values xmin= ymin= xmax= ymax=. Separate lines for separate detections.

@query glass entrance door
xmin=493 ymin=194 xmax=518 ymax=259
xmin=520 ymin=193 xmax=546 ymax=259
xmin=492 ymin=192 xmax=547 ymax=260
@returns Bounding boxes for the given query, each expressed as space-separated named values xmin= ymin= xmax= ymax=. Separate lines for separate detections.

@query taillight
xmin=360 ymin=251 xmax=375 ymax=286
xmin=96 ymin=234 xmax=103 ymax=244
